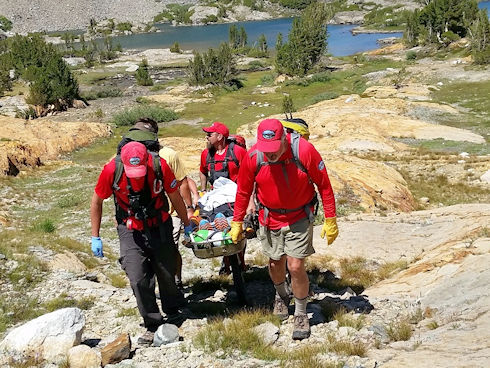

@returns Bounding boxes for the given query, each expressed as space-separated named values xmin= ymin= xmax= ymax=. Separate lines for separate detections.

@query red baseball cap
xmin=203 ymin=122 xmax=229 ymax=138
xmin=257 ymin=119 xmax=284 ymax=153
xmin=121 ymin=142 xmax=148 ymax=178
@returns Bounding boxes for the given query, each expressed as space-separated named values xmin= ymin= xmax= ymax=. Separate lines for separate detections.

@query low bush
xmin=81 ymin=87 xmax=122 ymax=100
xmin=112 ymin=105 xmax=178 ymax=126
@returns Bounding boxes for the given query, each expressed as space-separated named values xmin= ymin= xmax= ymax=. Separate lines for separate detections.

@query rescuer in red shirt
xmin=90 ymin=142 xmax=192 ymax=346
xmin=199 ymin=121 xmax=247 ymax=190
xmin=229 ymin=118 xmax=339 ymax=340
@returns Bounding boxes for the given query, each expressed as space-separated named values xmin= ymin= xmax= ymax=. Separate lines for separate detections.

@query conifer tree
xmin=135 ymin=58 xmax=153 ymax=86
xmin=275 ymin=2 xmax=332 ymax=76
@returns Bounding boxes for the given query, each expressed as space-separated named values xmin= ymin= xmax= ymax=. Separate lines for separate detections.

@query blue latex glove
xmin=184 ymin=224 xmax=193 ymax=236
xmin=183 ymin=224 xmax=193 ymax=245
xmin=91 ymin=236 xmax=104 ymax=257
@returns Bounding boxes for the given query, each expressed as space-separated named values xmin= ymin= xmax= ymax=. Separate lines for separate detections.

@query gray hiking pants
xmin=117 ymin=220 xmax=185 ymax=329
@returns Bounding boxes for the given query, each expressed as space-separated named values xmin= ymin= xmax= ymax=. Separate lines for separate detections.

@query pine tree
xmin=229 ymin=24 xmax=239 ymax=49
xmin=276 ymin=2 xmax=332 ymax=76
xmin=471 ymin=9 xmax=490 ymax=64
xmin=258 ymin=34 xmax=268 ymax=53
xmin=239 ymin=26 xmax=248 ymax=48
xmin=135 ymin=58 xmax=153 ymax=86
xmin=282 ymin=95 xmax=295 ymax=118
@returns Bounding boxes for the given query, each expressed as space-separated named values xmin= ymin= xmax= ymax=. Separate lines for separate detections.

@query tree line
xmin=405 ymin=0 xmax=489 ymax=64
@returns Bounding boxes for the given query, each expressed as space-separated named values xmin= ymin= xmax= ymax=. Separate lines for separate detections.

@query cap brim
xmin=124 ymin=164 xmax=147 ymax=178
xmin=202 ymin=127 xmax=215 ymax=133
xmin=257 ymin=139 xmax=281 ymax=153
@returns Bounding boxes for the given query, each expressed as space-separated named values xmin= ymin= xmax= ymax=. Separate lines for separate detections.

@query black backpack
xmin=205 ymin=142 xmax=240 ymax=185
xmin=112 ymin=129 xmax=163 ymax=191
xmin=112 ymin=129 xmax=169 ymax=224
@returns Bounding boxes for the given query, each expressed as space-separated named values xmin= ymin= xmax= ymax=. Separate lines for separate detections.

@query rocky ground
xmin=0 ymin=35 xmax=489 ymax=367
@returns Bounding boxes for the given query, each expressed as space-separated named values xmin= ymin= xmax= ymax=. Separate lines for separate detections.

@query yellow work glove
xmin=229 ymin=221 xmax=244 ymax=244
xmin=320 ymin=217 xmax=339 ymax=245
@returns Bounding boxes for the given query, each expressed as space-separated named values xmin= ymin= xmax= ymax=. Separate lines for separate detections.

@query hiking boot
xmin=175 ymin=280 xmax=184 ymax=293
xmin=292 ymin=314 xmax=310 ymax=340
xmin=273 ymin=294 xmax=290 ymax=321
xmin=165 ymin=311 xmax=185 ymax=327
xmin=137 ymin=329 xmax=155 ymax=346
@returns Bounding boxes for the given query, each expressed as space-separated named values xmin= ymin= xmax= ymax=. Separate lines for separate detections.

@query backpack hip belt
xmin=258 ymin=194 xmax=318 ymax=225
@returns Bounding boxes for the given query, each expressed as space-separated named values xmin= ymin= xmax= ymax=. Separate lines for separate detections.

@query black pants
xmin=117 ymin=220 xmax=185 ymax=329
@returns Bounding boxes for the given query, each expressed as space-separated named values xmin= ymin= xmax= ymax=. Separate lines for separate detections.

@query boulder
xmin=101 ymin=333 xmax=131 ymax=366
xmin=68 ymin=344 xmax=101 ymax=368
xmin=253 ymin=322 xmax=279 ymax=345
xmin=480 ymin=170 xmax=490 ymax=184
xmin=153 ymin=324 xmax=180 ymax=347
xmin=0 ymin=307 xmax=85 ymax=360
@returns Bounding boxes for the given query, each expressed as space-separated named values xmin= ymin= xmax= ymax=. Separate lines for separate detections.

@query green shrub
xmin=203 ymin=14 xmax=218 ymax=24
xmin=112 ymin=105 xmax=178 ymax=126
xmin=116 ymin=22 xmax=132 ymax=32
xmin=247 ymin=60 xmax=266 ymax=71
xmin=135 ymin=58 xmax=153 ymax=86
xmin=6 ymin=35 xmax=80 ymax=109
xmin=311 ymin=91 xmax=339 ymax=104
xmin=170 ymin=41 xmax=182 ymax=53
xmin=188 ymin=43 xmax=237 ymax=86
xmin=406 ymin=50 xmax=417 ymax=60
xmin=279 ymin=0 xmax=314 ymax=10
xmin=0 ymin=15 xmax=12 ymax=31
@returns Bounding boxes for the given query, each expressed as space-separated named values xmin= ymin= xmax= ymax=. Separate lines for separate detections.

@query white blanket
xmin=198 ymin=177 xmax=237 ymax=211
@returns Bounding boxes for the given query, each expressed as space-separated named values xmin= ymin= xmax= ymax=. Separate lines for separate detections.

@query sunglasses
xmin=206 ymin=132 xmax=216 ymax=137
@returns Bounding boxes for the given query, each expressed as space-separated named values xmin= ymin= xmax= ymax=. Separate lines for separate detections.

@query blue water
xmin=111 ymin=18 xmax=402 ymax=57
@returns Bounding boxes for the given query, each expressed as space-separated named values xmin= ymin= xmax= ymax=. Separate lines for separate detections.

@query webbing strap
xmin=259 ymin=194 xmax=318 ymax=224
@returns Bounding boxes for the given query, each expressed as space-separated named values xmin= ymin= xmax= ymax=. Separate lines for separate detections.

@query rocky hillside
xmin=0 ymin=0 xmax=194 ymax=33
xmin=0 ymin=0 xmax=421 ymax=34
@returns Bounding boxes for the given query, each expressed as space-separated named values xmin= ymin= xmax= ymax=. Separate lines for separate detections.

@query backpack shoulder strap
xmin=226 ymin=142 xmax=239 ymax=166
xmin=113 ymin=155 xmax=124 ymax=191
xmin=150 ymin=152 xmax=163 ymax=181
xmin=290 ymin=132 xmax=307 ymax=174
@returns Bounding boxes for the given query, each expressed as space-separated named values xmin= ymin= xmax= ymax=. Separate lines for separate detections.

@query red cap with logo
xmin=203 ymin=122 xmax=229 ymax=138
xmin=257 ymin=119 xmax=284 ymax=153
xmin=121 ymin=141 xmax=148 ymax=178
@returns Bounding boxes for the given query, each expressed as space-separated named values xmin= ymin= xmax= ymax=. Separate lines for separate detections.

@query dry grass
xmin=108 ymin=272 xmax=128 ymax=288
xmin=117 ymin=307 xmax=139 ymax=318
xmin=387 ymin=318 xmax=413 ymax=341
xmin=327 ymin=335 xmax=367 ymax=357
xmin=333 ymin=308 xmax=365 ymax=330
xmin=426 ymin=320 xmax=439 ymax=330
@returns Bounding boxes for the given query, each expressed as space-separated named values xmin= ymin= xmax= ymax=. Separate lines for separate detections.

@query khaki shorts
xmin=258 ymin=217 xmax=314 ymax=260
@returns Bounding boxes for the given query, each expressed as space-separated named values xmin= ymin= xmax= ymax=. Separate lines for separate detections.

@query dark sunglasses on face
xmin=206 ymin=132 xmax=215 ymax=137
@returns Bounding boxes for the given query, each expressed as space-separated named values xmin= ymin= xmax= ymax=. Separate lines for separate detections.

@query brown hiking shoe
xmin=137 ymin=329 xmax=155 ymax=346
xmin=292 ymin=314 xmax=310 ymax=340
xmin=273 ymin=294 xmax=290 ymax=321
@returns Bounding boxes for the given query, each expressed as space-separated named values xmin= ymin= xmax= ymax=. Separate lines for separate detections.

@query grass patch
xmin=0 ymin=296 xmax=44 ymax=334
xmin=376 ymin=260 xmax=408 ymax=281
xmin=117 ymin=307 xmax=138 ymax=317
xmin=188 ymin=275 xmax=232 ymax=294
xmin=108 ymin=272 xmax=128 ymax=288
xmin=193 ymin=309 xmax=279 ymax=356
xmin=112 ymin=105 xmax=179 ymax=127
xmin=180 ymin=58 xmax=403 ymax=134
xmin=75 ymin=70 xmax=119 ymax=85
xmin=426 ymin=320 xmax=439 ymax=330
xmin=387 ymin=318 xmax=413 ymax=341
xmin=56 ymin=194 xmax=84 ymax=209
xmin=81 ymin=87 xmax=123 ymax=100
xmin=401 ymin=171 xmax=490 ymax=206
xmin=327 ymin=335 xmax=367 ymax=357
xmin=333 ymin=308 xmax=365 ymax=330
xmin=42 ymin=293 xmax=95 ymax=312
xmin=404 ymin=139 xmax=490 ymax=155
xmin=31 ymin=218 xmax=56 ymax=233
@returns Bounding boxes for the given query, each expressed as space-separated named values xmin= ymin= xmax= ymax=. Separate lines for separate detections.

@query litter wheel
xmin=229 ymin=253 xmax=247 ymax=305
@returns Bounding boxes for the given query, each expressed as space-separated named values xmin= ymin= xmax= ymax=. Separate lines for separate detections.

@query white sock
xmin=294 ymin=296 xmax=308 ymax=315
xmin=274 ymin=281 xmax=290 ymax=301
